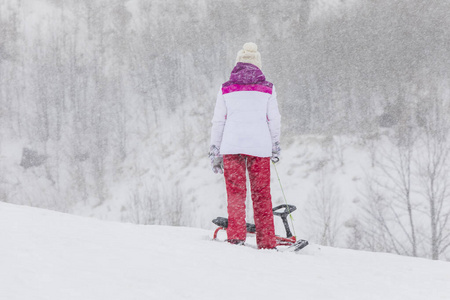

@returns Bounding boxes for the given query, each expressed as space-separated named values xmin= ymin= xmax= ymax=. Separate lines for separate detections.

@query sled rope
xmin=272 ymin=161 xmax=297 ymax=237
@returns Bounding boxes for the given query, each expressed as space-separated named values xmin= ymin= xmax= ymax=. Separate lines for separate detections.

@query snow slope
xmin=1 ymin=203 xmax=449 ymax=300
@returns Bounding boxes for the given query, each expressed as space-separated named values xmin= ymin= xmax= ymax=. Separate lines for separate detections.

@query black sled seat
xmin=212 ymin=217 xmax=256 ymax=233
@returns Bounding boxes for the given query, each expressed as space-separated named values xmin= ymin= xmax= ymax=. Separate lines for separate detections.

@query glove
xmin=208 ymin=145 xmax=223 ymax=174
xmin=271 ymin=141 xmax=281 ymax=163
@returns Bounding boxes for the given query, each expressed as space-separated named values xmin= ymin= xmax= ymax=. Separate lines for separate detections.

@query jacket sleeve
xmin=210 ymin=88 xmax=227 ymax=149
xmin=267 ymin=85 xmax=281 ymax=145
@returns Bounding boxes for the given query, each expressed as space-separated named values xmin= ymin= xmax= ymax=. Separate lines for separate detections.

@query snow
xmin=1 ymin=202 xmax=449 ymax=300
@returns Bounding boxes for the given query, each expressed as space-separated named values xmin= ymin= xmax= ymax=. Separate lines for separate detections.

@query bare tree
xmin=360 ymin=81 xmax=450 ymax=260
xmin=415 ymin=92 xmax=450 ymax=260
xmin=344 ymin=216 xmax=363 ymax=251
xmin=377 ymin=128 xmax=419 ymax=256
xmin=305 ymin=170 xmax=342 ymax=246
xmin=360 ymin=173 xmax=416 ymax=255
xmin=125 ymin=185 xmax=161 ymax=225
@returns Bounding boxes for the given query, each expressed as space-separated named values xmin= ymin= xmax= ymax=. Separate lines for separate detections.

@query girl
xmin=209 ymin=42 xmax=281 ymax=249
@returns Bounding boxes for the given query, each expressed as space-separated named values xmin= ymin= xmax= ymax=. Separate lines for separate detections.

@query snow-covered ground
xmin=1 ymin=202 xmax=449 ymax=300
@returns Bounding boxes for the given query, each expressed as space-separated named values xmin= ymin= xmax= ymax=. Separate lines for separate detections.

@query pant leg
xmin=223 ymin=154 xmax=247 ymax=242
xmin=247 ymin=156 xmax=276 ymax=249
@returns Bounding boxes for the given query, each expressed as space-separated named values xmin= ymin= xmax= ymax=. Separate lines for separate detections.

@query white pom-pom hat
xmin=236 ymin=42 xmax=262 ymax=69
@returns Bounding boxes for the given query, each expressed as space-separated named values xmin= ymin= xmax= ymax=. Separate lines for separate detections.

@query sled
xmin=212 ymin=204 xmax=308 ymax=250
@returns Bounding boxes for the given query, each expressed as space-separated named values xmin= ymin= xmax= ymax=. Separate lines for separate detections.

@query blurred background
xmin=1 ymin=0 xmax=449 ymax=260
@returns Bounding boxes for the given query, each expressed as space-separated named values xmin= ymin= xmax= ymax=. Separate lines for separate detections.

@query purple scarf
xmin=222 ymin=63 xmax=273 ymax=95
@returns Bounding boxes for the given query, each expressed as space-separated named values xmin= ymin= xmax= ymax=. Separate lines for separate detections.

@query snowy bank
xmin=0 ymin=202 xmax=449 ymax=300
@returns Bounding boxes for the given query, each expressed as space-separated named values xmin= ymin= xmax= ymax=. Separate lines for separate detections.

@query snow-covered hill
xmin=1 ymin=202 xmax=448 ymax=300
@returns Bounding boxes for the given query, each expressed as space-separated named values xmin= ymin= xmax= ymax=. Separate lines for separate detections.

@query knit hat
xmin=236 ymin=42 xmax=262 ymax=69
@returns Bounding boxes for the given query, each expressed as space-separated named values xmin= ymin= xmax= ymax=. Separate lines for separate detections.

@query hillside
xmin=1 ymin=202 xmax=449 ymax=300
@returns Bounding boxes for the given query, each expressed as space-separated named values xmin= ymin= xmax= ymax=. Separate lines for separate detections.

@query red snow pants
xmin=223 ymin=154 xmax=276 ymax=249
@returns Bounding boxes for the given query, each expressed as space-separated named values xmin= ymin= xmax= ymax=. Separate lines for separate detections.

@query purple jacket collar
xmin=223 ymin=62 xmax=273 ymax=87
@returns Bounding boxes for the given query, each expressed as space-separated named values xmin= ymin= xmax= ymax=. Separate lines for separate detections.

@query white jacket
xmin=210 ymin=85 xmax=281 ymax=157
